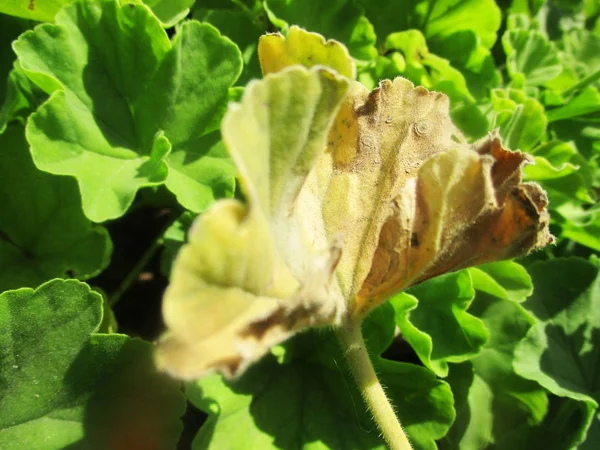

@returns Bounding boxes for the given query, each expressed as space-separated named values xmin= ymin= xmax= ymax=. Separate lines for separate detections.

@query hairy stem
xmin=337 ymin=321 xmax=413 ymax=450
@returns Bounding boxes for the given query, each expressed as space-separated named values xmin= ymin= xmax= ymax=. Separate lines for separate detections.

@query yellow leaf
xmin=259 ymin=25 xmax=356 ymax=79
xmin=156 ymin=66 xmax=350 ymax=379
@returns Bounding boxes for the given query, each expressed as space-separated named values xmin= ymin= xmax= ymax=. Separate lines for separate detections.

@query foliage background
xmin=1 ymin=0 xmax=600 ymax=449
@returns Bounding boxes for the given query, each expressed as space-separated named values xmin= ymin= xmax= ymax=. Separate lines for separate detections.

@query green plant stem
xmin=563 ymin=68 xmax=600 ymax=97
xmin=337 ymin=321 xmax=413 ymax=450
xmin=108 ymin=214 xmax=177 ymax=307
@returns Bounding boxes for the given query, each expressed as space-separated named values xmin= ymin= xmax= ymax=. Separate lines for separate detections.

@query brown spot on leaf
xmin=410 ymin=233 xmax=420 ymax=247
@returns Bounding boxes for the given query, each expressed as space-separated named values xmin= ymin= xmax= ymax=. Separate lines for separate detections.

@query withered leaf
xmin=156 ymin=28 xmax=553 ymax=380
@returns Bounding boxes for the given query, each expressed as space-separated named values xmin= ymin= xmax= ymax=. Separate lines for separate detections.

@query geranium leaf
xmin=259 ymin=26 xmax=356 ymax=79
xmin=157 ymin=27 xmax=553 ymax=381
xmin=193 ymin=7 xmax=266 ymax=84
xmin=491 ymin=88 xmax=547 ymax=151
xmin=503 ymin=29 xmax=563 ymax=86
xmin=0 ymin=0 xmax=193 ymax=27
xmin=0 ymin=125 xmax=111 ymax=293
xmin=14 ymin=0 xmax=242 ymax=221
xmin=356 ymin=0 xmax=501 ymax=50
xmin=442 ymin=261 xmax=549 ymax=449
xmin=381 ymin=30 xmax=475 ymax=103
xmin=141 ymin=0 xmax=196 ymax=27
xmin=0 ymin=279 xmax=185 ymax=449
xmin=514 ymin=257 xmax=600 ymax=445
xmin=390 ymin=270 xmax=488 ymax=377
xmin=468 ymin=260 xmax=533 ymax=303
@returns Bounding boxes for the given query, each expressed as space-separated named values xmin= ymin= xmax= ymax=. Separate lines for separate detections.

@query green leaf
xmin=0 ymin=16 xmax=42 ymax=133
xmin=442 ymin=262 xmax=549 ymax=449
xmin=15 ymin=0 xmax=242 ymax=221
xmin=562 ymin=28 xmax=600 ymax=74
xmin=524 ymin=156 xmax=579 ymax=181
xmin=0 ymin=0 xmax=71 ymax=22
xmin=503 ymin=29 xmax=563 ymax=86
xmin=390 ymin=271 xmax=488 ymax=378
xmin=513 ymin=257 xmax=600 ymax=445
xmin=141 ymin=0 xmax=196 ymax=27
xmin=429 ymin=30 xmax=500 ymax=100
xmin=264 ymin=0 xmax=377 ymax=61
xmin=193 ymin=7 xmax=265 ymax=84
xmin=491 ymin=88 xmax=547 ymax=151
xmin=561 ymin=216 xmax=600 ymax=252
xmin=0 ymin=125 xmax=111 ymax=293
xmin=0 ymin=14 xmax=29 ymax=106
xmin=468 ymin=260 xmax=533 ymax=303
xmin=450 ymin=103 xmax=490 ymax=140
xmin=0 ymin=63 xmax=46 ymax=133
xmin=160 ymin=211 xmax=195 ymax=277
xmin=0 ymin=279 xmax=185 ymax=449
xmin=188 ymin=304 xmax=455 ymax=450
xmin=0 ymin=0 xmax=193 ymax=27
xmin=383 ymin=30 xmax=475 ymax=103
xmin=356 ymin=0 xmax=501 ymax=97
xmin=357 ymin=0 xmax=501 ymax=50
xmin=547 ymin=86 xmax=600 ymax=122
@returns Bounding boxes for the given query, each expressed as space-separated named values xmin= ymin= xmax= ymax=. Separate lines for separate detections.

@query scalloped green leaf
xmin=390 ymin=270 xmax=488 ymax=378
xmin=468 ymin=260 xmax=533 ymax=303
xmin=503 ymin=29 xmax=563 ymax=86
xmin=547 ymin=86 xmax=600 ymax=122
xmin=14 ymin=0 xmax=242 ymax=221
xmin=0 ymin=63 xmax=47 ymax=134
xmin=0 ymin=0 xmax=194 ymax=27
xmin=514 ymin=258 xmax=600 ymax=404
xmin=491 ymin=88 xmax=547 ymax=151
xmin=357 ymin=0 xmax=501 ymax=50
xmin=188 ymin=304 xmax=455 ymax=450
xmin=442 ymin=262 xmax=549 ymax=449
xmin=141 ymin=0 xmax=196 ymax=27
xmin=524 ymin=156 xmax=579 ymax=181
xmin=514 ymin=257 xmax=600 ymax=446
xmin=0 ymin=125 xmax=111 ymax=293
xmin=264 ymin=0 xmax=377 ymax=61
xmin=379 ymin=30 xmax=474 ymax=103
xmin=193 ymin=7 xmax=266 ymax=84
xmin=0 ymin=279 xmax=185 ymax=449
xmin=354 ymin=0 xmax=501 ymax=98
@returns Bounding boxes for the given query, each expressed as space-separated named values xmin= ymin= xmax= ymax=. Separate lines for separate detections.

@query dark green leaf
xmin=0 ymin=125 xmax=111 ymax=293
xmin=514 ymin=257 xmax=600 ymax=446
xmin=0 ymin=279 xmax=185 ymax=449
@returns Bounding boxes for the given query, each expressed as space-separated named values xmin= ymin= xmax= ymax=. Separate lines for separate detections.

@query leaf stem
xmin=108 ymin=213 xmax=177 ymax=307
xmin=562 ymin=68 xmax=600 ymax=97
xmin=337 ymin=321 xmax=413 ymax=450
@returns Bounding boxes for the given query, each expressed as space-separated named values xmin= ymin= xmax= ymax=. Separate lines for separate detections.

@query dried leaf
xmin=156 ymin=66 xmax=350 ymax=379
xmin=157 ymin=28 xmax=553 ymax=380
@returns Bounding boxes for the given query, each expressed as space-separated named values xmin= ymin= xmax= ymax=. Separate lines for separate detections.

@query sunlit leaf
xmin=15 ymin=0 xmax=242 ymax=221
